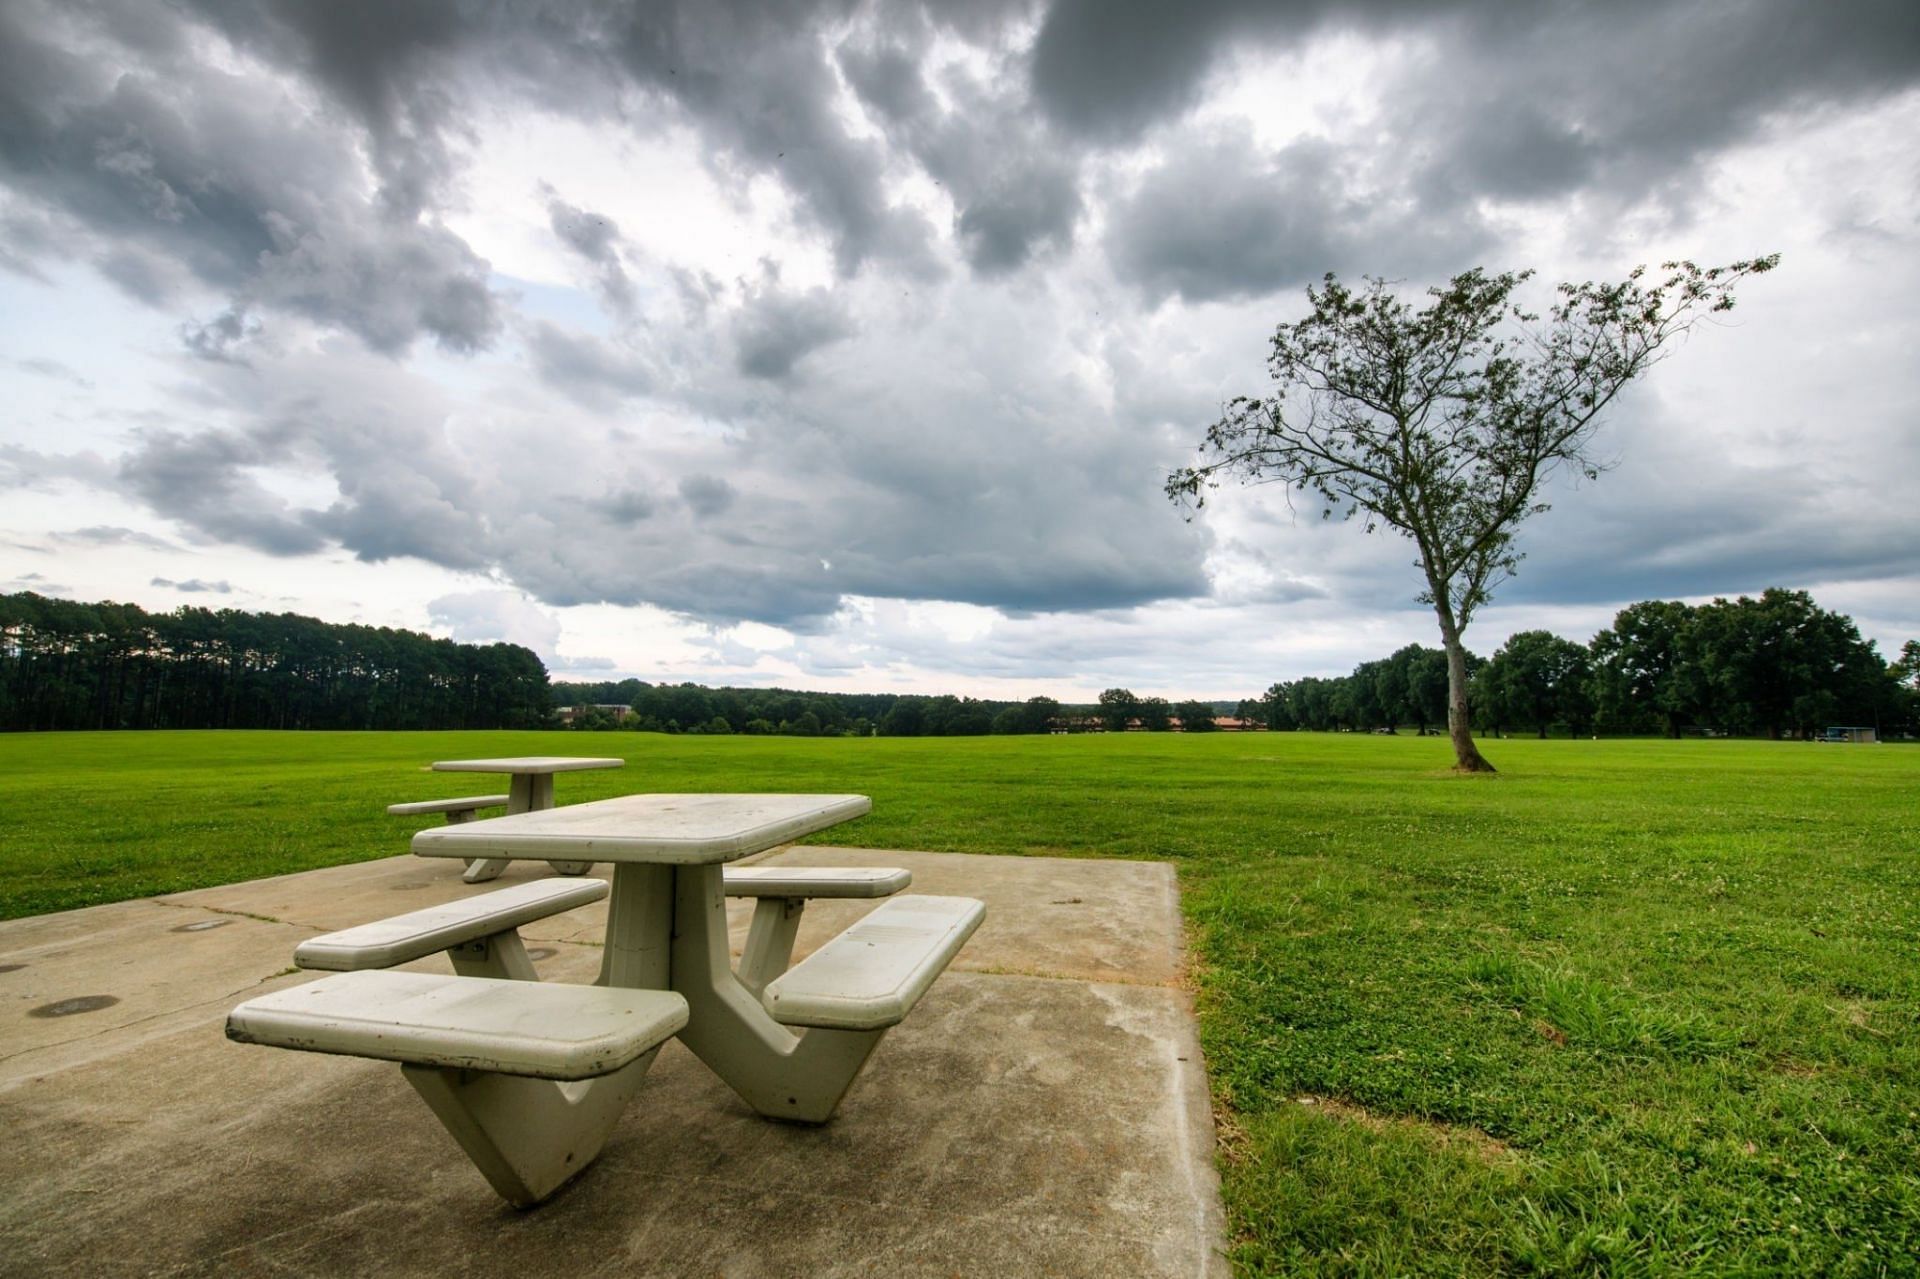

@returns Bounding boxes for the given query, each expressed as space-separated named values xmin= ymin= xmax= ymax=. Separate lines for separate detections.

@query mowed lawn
xmin=3 ymin=730 xmax=1916 ymax=1276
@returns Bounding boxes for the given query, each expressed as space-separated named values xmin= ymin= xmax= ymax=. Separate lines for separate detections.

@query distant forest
xmin=1 ymin=592 xmax=550 ymax=731
xmin=559 ymin=588 xmax=1918 ymax=741
xmin=1258 ymin=588 xmax=1917 ymax=741
xmin=7 ymin=586 xmax=1912 ymax=739
xmin=549 ymin=679 xmax=1075 ymax=738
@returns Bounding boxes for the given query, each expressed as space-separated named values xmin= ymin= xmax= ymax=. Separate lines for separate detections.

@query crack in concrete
xmin=149 ymin=897 xmax=297 ymax=928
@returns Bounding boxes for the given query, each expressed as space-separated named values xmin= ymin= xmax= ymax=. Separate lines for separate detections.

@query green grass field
xmin=3 ymin=730 xmax=1915 ymax=1275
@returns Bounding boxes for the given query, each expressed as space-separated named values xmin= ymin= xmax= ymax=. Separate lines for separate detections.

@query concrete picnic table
xmin=430 ymin=755 xmax=624 ymax=880
xmin=229 ymin=791 xmax=985 ymax=1206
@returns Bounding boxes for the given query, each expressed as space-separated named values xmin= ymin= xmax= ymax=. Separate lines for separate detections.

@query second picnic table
xmin=430 ymin=755 xmax=623 ymax=880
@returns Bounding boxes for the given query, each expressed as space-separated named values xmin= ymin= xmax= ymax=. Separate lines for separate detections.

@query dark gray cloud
xmin=1105 ymin=131 xmax=1486 ymax=304
xmin=0 ymin=0 xmax=501 ymax=353
xmin=180 ymin=309 xmax=260 ymax=365
xmin=151 ymin=576 xmax=232 ymax=594
xmin=732 ymin=284 xmax=855 ymax=379
xmin=544 ymin=191 xmax=637 ymax=316
xmin=0 ymin=445 xmax=116 ymax=492
xmin=188 ymin=0 xmax=943 ymax=280
xmin=589 ymin=489 xmax=659 ymax=526
xmin=5 ymin=0 xmax=1915 ymax=664
xmin=1034 ymin=0 xmax=1920 ymax=218
xmin=114 ymin=428 xmax=325 ymax=556
xmin=838 ymin=34 xmax=1083 ymax=275
xmin=1030 ymin=0 xmax=1238 ymax=142
xmin=1493 ymin=419 xmax=1920 ymax=612
xmin=526 ymin=323 xmax=658 ymax=407
xmin=678 ymin=475 xmax=737 ymax=517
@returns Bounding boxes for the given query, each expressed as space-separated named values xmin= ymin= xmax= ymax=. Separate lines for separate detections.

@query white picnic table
xmin=231 ymin=791 xmax=984 ymax=1207
xmin=429 ymin=755 xmax=623 ymax=880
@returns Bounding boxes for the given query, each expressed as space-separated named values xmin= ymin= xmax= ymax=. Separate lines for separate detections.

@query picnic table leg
xmin=512 ymin=772 xmax=592 ymax=877
xmin=447 ymin=931 xmax=542 ymax=981
xmin=444 ymin=805 xmax=511 ymax=884
xmin=736 ymin=898 xmax=806 ymax=996
xmin=596 ymin=864 xmax=674 ymax=989
xmin=661 ymin=866 xmax=884 ymax=1123
xmin=403 ymin=1053 xmax=658 ymax=1207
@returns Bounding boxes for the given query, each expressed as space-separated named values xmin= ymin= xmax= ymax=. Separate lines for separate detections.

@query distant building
xmin=556 ymin=703 xmax=633 ymax=725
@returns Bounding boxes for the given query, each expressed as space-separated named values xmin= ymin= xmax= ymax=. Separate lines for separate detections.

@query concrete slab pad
xmin=0 ymin=850 xmax=1225 ymax=1278
xmin=158 ymin=846 xmax=1186 ymax=986
xmin=1 ymin=899 xmax=308 ymax=1076
xmin=747 ymin=848 xmax=1185 ymax=986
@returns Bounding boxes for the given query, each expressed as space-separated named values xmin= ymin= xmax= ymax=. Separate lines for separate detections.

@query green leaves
xmin=1170 ymin=257 xmax=1777 ymax=769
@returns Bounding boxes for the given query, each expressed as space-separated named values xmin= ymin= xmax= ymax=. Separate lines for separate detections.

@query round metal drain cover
xmin=172 ymin=919 xmax=231 ymax=933
xmin=31 ymin=995 xmax=121 ymax=1018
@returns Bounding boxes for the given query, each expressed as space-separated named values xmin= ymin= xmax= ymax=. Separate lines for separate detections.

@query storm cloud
xmin=2 ymin=0 xmax=1917 ymax=689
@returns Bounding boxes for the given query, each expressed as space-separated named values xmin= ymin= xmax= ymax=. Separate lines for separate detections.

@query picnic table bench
xmin=384 ymin=794 xmax=511 ymax=823
xmin=229 ymin=970 xmax=688 ymax=1206
xmin=291 ymin=867 xmax=916 ymax=987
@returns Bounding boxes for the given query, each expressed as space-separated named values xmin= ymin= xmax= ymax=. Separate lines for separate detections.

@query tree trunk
xmin=1435 ymin=605 xmax=1496 ymax=773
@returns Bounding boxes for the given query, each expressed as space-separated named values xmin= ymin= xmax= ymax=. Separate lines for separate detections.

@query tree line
xmin=1255 ymin=589 xmax=1918 ymax=740
xmin=557 ymin=678 xmax=1255 ymax=738
xmin=553 ymin=678 xmax=1077 ymax=737
xmin=14 ymin=584 xmax=1907 ymax=741
xmin=0 ymin=592 xmax=551 ymax=731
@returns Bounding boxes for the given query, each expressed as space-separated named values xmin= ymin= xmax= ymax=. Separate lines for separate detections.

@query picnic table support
xmin=506 ymin=774 xmax=591 ymax=876
xmin=459 ymin=771 xmax=596 ymax=882
xmin=663 ymin=865 xmax=884 ymax=1124
xmin=597 ymin=865 xmax=675 ymax=989
xmin=404 ymin=1055 xmax=656 ymax=1208
xmin=736 ymin=897 xmax=806 ymax=997
xmin=227 ymin=970 xmax=688 ymax=1208
xmin=386 ymin=796 xmax=512 ymax=884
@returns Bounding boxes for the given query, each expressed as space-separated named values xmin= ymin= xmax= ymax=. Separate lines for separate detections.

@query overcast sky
xmin=3 ymin=1 xmax=1916 ymax=699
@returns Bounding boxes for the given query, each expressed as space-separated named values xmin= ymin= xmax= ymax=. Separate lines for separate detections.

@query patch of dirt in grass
xmin=1832 ymin=1000 xmax=1892 ymax=1038
xmin=1295 ymin=1094 xmax=1519 ymax=1163
xmin=1213 ymin=1109 xmax=1256 ymax=1168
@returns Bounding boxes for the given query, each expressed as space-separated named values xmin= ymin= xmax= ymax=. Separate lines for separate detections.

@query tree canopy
xmin=0 ymin=591 xmax=549 ymax=731
xmin=1170 ymin=256 xmax=1778 ymax=771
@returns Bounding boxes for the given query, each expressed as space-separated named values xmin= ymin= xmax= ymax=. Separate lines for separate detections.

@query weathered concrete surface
xmin=1 ymin=849 xmax=1224 ymax=1278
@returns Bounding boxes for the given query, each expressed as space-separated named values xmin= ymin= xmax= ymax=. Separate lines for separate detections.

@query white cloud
xmin=1 ymin=1 xmax=1915 ymax=698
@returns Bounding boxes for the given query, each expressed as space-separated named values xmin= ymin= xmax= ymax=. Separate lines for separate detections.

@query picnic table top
xmin=412 ymin=792 xmax=872 ymax=865
xmin=431 ymin=756 xmax=625 ymax=774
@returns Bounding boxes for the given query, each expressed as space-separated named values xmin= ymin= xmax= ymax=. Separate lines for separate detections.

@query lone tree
xmin=1169 ymin=256 xmax=1777 ymax=772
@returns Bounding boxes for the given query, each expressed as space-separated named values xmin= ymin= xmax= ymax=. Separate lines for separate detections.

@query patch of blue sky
xmin=491 ymin=272 xmax=617 ymax=337
xmin=0 ymin=265 xmax=192 ymax=453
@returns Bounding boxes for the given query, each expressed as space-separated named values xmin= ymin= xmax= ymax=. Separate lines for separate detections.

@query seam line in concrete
xmin=951 ymin=965 xmax=1188 ymax=991
xmin=148 ymin=897 xmax=291 ymax=927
